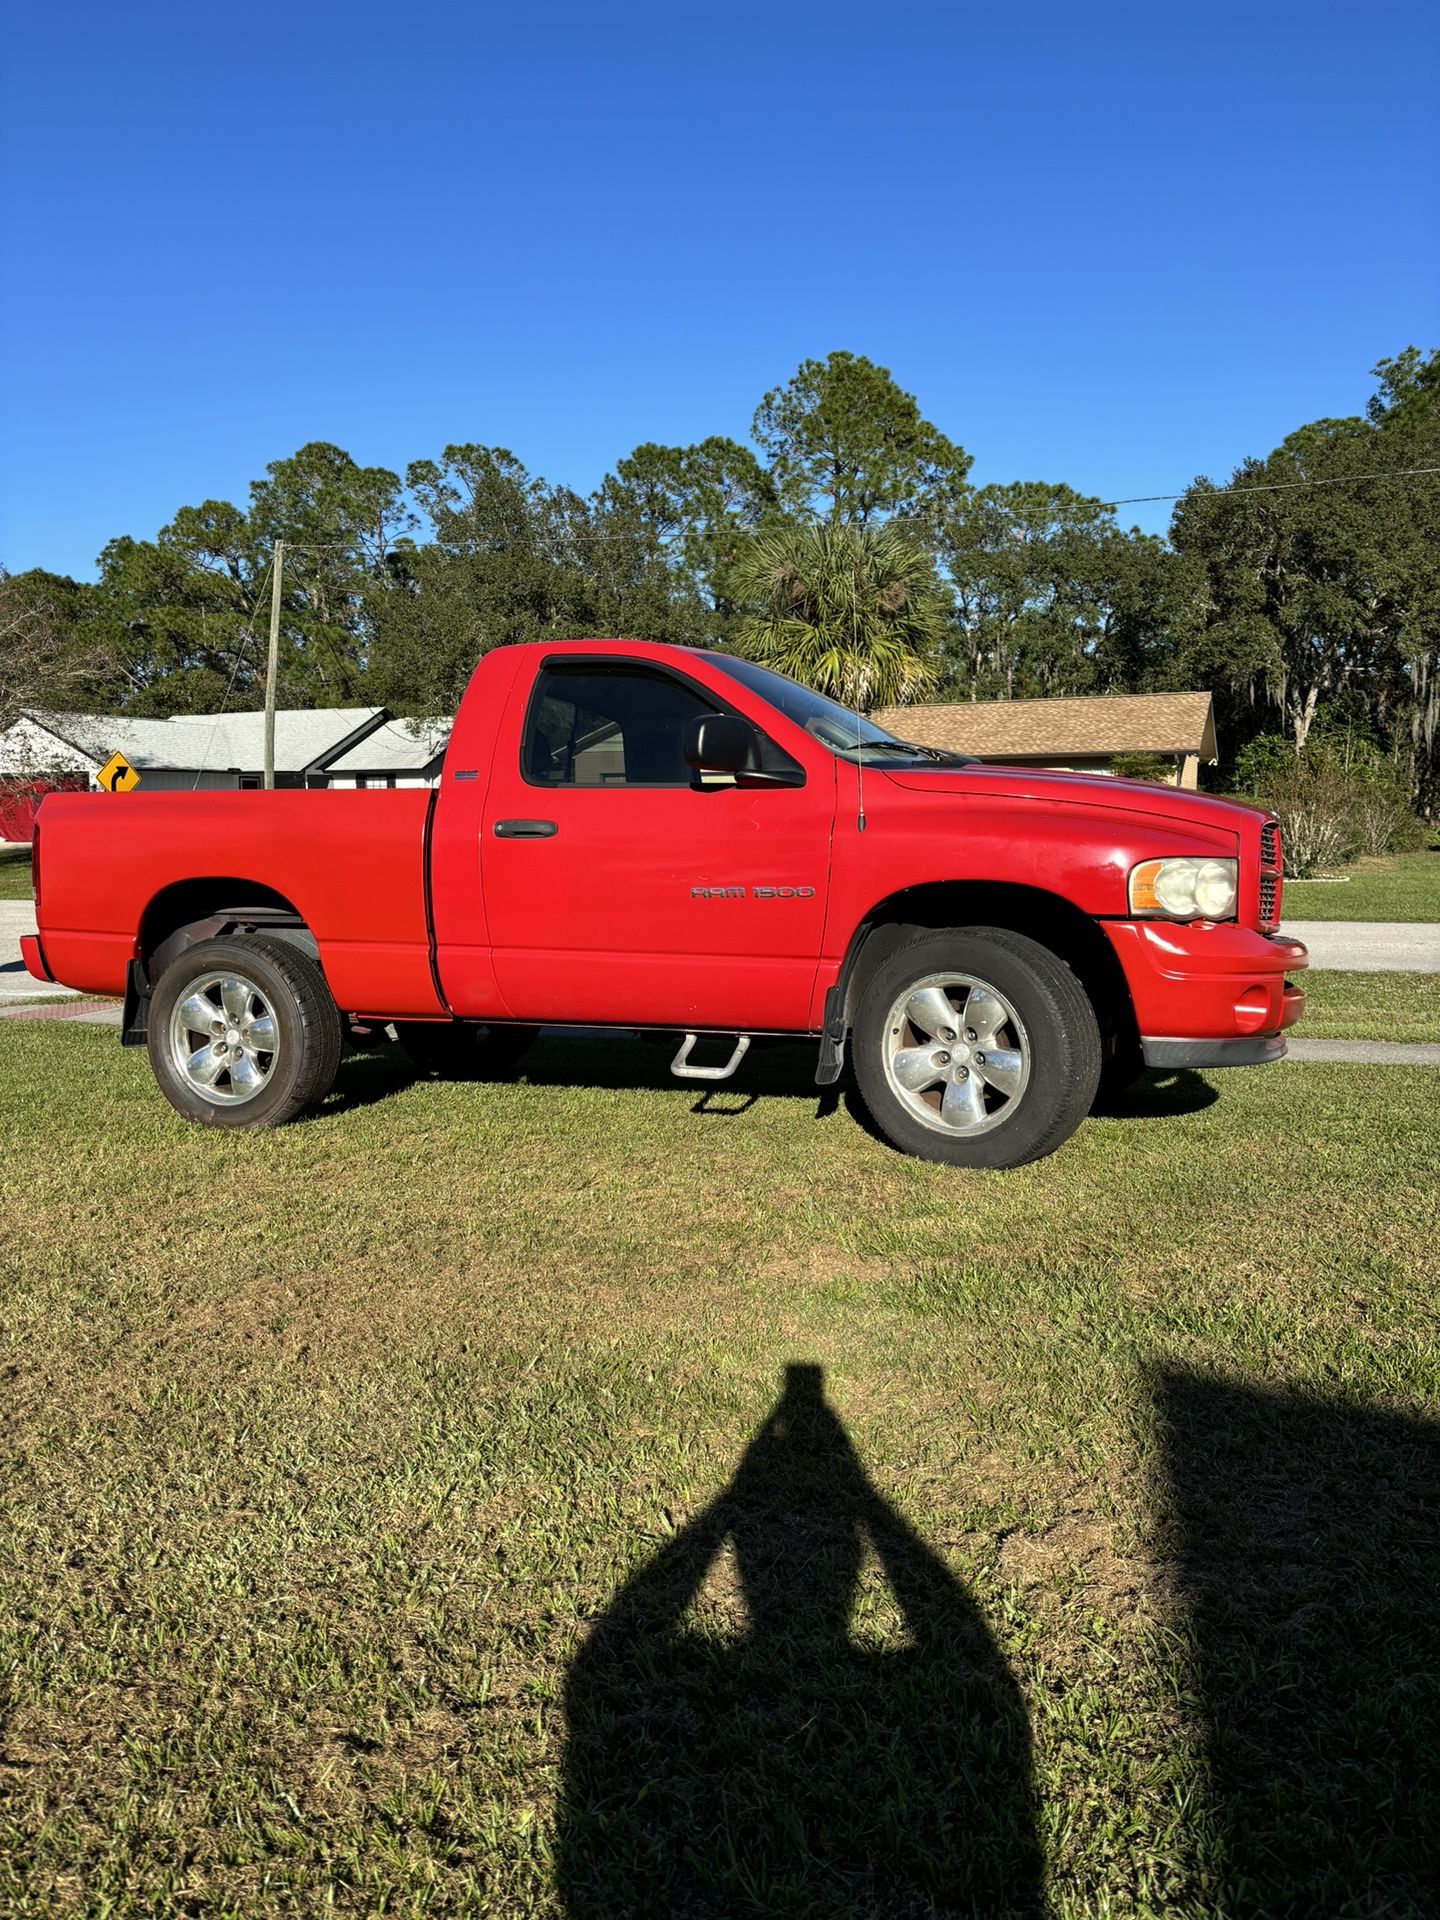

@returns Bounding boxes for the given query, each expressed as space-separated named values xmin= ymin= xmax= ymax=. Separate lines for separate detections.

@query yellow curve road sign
xmin=97 ymin=751 xmax=141 ymax=793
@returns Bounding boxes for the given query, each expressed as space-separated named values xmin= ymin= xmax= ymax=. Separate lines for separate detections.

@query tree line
xmin=3 ymin=346 xmax=1437 ymax=813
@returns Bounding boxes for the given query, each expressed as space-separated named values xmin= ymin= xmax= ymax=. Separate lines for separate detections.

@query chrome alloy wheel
xmin=168 ymin=971 xmax=280 ymax=1106
xmin=881 ymin=972 xmax=1031 ymax=1136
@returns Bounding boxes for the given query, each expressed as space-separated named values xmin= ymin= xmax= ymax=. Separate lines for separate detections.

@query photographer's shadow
xmin=558 ymin=1364 xmax=1044 ymax=1918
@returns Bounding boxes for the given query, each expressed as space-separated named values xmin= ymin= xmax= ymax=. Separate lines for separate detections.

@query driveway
xmin=0 ymin=900 xmax=75 ymax=1003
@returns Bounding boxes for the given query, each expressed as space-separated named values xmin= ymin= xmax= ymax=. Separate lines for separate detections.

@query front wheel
xmin=851 ymin=928 xmax=1101 ymax=1168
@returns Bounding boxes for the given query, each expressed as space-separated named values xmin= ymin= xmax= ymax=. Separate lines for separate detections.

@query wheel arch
xmin=828 ymin=880 xmax=1137 ymax=1068
xmin=124 ymin=878 xmax=321 ymax=1046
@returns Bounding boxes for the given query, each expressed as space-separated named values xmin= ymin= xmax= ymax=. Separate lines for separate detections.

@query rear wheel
xmin=393 ymin=1020 xmax=538 ymax=1080
xmin=852 ymin=928 xmax=1101 ymax=1168
xmin=148 ymin=934 xmax=343 ymax=1129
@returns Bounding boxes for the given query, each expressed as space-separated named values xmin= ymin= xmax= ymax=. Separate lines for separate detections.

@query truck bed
xmin=33 ymin=789 xmax=446 ymax=1018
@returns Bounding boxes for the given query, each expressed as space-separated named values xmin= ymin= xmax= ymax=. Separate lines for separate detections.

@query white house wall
xmin=323 ymin=772 xmax=441 ymax=789
xmin=133 ymin=770 xmax=246 ymax=792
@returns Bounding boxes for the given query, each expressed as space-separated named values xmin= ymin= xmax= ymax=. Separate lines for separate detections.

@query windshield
xmin=703 ymin=653 xmax=972 ymax=765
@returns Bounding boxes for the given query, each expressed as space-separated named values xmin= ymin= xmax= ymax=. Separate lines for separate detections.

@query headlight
xmin=1129 ymin=857 xmax=1237 ymax=921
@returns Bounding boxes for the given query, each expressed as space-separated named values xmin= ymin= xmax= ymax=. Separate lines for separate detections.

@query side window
xmin=523 ymin=664 xmax=716 ymax=788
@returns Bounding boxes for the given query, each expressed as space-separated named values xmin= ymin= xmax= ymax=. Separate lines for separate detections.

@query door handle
xmin=493 ymin=818 xmax=558 ymax=838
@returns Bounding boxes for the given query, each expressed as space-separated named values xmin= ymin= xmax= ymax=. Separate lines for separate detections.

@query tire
xmin=393 ymin=1020 xmax=538 ymax=1080
xmin=851 ymin=927 xmax=1102 ymax=1169
xmin=148 ymin=934 xmax=343 ymax=1129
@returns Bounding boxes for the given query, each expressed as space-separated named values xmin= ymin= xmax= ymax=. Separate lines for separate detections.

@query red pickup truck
xmin=23 ymin=638 xmax=1306 ymax=1167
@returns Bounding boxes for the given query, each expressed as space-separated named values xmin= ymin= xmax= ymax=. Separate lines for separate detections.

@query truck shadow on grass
xmin=326 ymin=1035 xmax=1218 ymax=1130
xmin=556 ymin=1363 xmax=1045 ymax=1919
xmin=325 ymin=1034 xmax=833 ymax=1119
xmin=523 ymin=1040 xmax=1217 ymax=1126
xmin=838 ymin=1065 xmax=1217 ymax=1152
xmin=1157 ymin=1369 xmax=1440 ymax=1916
xmin=1088 ymin=1068 xmax=1217 ymax=1120
xmin=525 ymin=1034 xmax=830 ymax=1105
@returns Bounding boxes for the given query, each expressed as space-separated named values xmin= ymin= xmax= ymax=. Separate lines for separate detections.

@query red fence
xmin=0 ymin=777 xmax=88 ymax=843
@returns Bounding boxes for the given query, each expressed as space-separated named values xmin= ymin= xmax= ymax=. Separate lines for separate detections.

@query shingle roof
xmin=871 ymin=690 xmax=1217 ymax=761
xmin=325 ymin=717 xmax=452 ymax=773
xmin=25 ymin=708 xmax=386 ymax=774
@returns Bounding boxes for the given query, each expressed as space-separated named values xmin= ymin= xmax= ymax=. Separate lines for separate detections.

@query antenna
xmin=263 ymin=540 xmax=285 ymax=790
xmin=855 ymin=695 xmax=866 ymax=833
xmin=851 ymin=544 xmax=866 ymax=833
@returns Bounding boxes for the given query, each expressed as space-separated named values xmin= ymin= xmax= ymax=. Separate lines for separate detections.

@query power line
xmin=190 ymin=555 xmax=273 ymax=788
xmin=269 ymin=463 xmax=1440 ymax=555
xmin=267 ymin=540 xmax=387 ymax=552
xmin=1098 ymin=465 xmax=1440 ymax=510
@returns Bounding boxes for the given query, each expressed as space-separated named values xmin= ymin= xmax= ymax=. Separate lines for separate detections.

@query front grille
xmin=1258 ymin=820 xmax=1282 ymax=929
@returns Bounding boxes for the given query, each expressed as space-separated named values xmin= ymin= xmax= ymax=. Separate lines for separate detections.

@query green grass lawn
xmin=1 ymin=1028 xmax=1437 ymax=1916
xmin=0 ymin=846 xmax=33 ymax=900
xmin=1283 ymin=846 xmax=1440 ymax=921
xmin=1298 ymin=968 xmax=1440 ymax=1044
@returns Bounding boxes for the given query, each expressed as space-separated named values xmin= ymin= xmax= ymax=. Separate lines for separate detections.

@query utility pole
xmin=263 ymin=540 xmax=284 ymax=790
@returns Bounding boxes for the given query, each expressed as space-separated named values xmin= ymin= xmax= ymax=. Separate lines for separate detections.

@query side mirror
xmin=683 ymin=713 xmax=760 ymax=777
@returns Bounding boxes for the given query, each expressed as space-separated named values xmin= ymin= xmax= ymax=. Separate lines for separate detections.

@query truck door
xmin=480 ymin=657 xmax=836 ymax=1032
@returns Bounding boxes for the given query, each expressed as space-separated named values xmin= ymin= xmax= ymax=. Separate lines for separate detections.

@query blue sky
xmin=2 ymin=0 xmax=1435 ymax=578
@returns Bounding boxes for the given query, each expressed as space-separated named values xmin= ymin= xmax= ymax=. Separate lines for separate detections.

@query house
xmin=0 ymin=707 xmax=389 ymax=837
xmin=870 ymin=690 xmax=1218 ymax=789
xmin=0 ymin=705 xmax=461 ymax=839
xmin=0 ymin=707 xmax=389 ymax=792
xmin=322 ymin=717 xmax=452 ymax=788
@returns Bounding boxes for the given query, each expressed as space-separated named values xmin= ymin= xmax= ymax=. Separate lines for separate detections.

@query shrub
xmin=1232 ymin=730 xmax=1422 ymax=874
xmin=1388 ymin=809 xmax=1432 ymax=853
xmin=1233 ymin=734 xmax=1298 ymax=795
xmin=1347 ymin=785 xmax=1415 ymax=860
xmin=1109 ymin=752 xmax=1173 ymax=784
xmin=1270 ymin=783 xmax=1360 ymax=877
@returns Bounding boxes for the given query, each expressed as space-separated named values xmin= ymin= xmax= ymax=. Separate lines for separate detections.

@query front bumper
xmin=1103 ymin=919 xmax=1307 ymax=1066
xmin=1142 ymin=1033 xmax=1290 ymax=1069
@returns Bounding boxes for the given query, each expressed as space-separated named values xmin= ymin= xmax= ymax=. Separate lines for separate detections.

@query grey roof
xmin=25 ymin=707 xmax=386 ymax=774
xmin=325 ymin=717 xmax=452 ymax=773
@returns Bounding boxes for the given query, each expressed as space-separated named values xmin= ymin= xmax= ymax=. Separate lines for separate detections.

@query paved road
xmin=1287 ymin=1036 xmax=1440 ymax=1066
xmin=0 ymin=900 xmax=74 ymax=1004
xmin=1283 ymin=920 xmax=1440 ymax=971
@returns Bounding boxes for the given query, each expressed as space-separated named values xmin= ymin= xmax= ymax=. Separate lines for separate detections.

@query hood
xmin=881 ymin=762 xmax=1267 ymax=835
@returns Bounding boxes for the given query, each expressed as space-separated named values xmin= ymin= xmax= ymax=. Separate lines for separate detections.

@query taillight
xmin=30 ymin=817 xmax=41 ymax=911
xmin=1258 ymin=821 xmax=1282 ymax=930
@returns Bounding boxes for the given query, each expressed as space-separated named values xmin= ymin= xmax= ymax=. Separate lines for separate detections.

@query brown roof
xmin=871 ymin=690 xmax=1217 ymax=761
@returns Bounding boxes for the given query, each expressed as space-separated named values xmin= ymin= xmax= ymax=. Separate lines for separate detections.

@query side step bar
xmin=670 ymin=1033 xmax=752 ymax=1081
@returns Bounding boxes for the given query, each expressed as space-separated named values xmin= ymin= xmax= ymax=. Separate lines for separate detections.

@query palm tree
xmin=730 ymin=521 xmax=945 ymax=711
